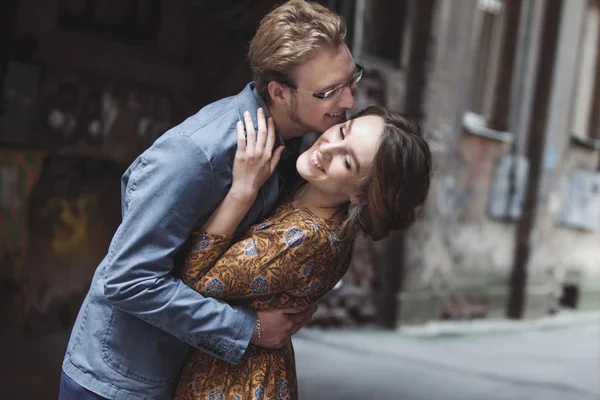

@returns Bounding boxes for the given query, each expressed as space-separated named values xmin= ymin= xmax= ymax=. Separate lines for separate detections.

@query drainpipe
xmin=403 ymin=0 xmax=435 ymax=123
xmin=377 ymin=0 xmax=436 ymax=329
xmin=507 ymin=0 xmax=563 ymax=319
xmin=488 ymin=0 xmax=522 ymax=132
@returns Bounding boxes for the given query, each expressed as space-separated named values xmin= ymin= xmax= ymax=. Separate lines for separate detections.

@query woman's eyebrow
xmin=347 ymin=119 xmax=355 ymax=134
xmin=346 ymin=120 xmax=361 ymax=173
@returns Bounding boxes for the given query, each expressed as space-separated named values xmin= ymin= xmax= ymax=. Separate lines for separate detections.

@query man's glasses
xmin=283 ymin=64 xmax=364 ymax=100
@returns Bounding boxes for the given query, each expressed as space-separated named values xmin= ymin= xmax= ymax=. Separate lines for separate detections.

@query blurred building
xmin=0 ymin=0 xmax=285 ymax=331
xmin=331 ymin=0 xmax=600 ymax=325
xmin=0 ymin=0 xmax=598 ymax=331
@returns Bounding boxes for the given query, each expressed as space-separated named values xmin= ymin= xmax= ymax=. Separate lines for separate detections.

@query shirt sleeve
xmin=102 ymin=135 xmax=255 ymax=364
xmin=189 ymin=220 xmax=339 ymax=309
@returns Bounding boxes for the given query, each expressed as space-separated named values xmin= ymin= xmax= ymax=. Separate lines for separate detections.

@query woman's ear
xmin=268 ymin=81 xmax=288 ymax=105
xmin=350 ymin=192 xmax=365 ymax=205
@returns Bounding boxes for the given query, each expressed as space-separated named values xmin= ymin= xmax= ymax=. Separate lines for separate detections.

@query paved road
xmin=293 ymin=321 xmax=600 ymax=400
xmin=1 ymin=315 xmax=597 ymax=399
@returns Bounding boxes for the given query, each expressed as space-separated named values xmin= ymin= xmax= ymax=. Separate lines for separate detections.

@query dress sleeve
xmin=282 ymin=226 xmax=348 ymax=308
xmin=189 ymin=220 xmax=333 ymax=303
xmin=180 ymin=232 xmax=233 ymax=287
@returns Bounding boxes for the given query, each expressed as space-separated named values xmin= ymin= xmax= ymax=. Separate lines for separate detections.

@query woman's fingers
xmin=264 ymin=117 xmax=276 ymax=158
xmin=255 ymin=108 xmax=267 ymax=152
xmin=236 ymin=121 xmax=246 ymax=154
xmin=242 ymin=109 xmax=278 ymax=164
xmin=243 ymin=111 xmax=255 ymax=154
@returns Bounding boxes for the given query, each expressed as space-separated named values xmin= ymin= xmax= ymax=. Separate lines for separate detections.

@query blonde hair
xmin=249 ymin=0 xmax=347 ymax=102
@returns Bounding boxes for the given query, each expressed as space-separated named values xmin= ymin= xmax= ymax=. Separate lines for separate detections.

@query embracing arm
xmin=190 ymin=221 xmax=333 ymax=309
xmin=102 ymin=134 xmax=254 ymax=364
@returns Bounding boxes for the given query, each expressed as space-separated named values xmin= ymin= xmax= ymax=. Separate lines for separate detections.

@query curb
xmin=397 ymin=310 xmax=600 ymax=338
xmin=297 ymin=311 xmax=600 ymax=342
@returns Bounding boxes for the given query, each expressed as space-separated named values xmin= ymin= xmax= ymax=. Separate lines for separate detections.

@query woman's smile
xmin=310 ymin=149 xmax=325 ymax=172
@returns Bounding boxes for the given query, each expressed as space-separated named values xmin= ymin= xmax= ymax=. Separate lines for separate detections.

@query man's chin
xmin=290 ymin=111 xmax=343 ymax=134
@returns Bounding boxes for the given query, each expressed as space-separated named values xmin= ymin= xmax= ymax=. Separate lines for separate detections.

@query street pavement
xmin=0 ymin=312 xmax=597 ymax=399
xmin=294 ymin=312 xmax=600 ymax=400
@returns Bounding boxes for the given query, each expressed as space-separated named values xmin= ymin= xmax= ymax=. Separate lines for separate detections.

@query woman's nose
xmin=319 ymin=142 xmax=338 ymax=160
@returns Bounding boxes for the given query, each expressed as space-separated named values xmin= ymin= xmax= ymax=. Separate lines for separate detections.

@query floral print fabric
xmin=174 ymin=202 xmax=351 ymax=400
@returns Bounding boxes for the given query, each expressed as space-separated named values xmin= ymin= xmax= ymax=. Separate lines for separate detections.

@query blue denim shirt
xmin=62 ymin=83 xmax=298 ymax=399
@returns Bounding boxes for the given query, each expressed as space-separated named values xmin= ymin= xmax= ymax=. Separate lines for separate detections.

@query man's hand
xmin=250 ymin=305 xmax=317 ymax=349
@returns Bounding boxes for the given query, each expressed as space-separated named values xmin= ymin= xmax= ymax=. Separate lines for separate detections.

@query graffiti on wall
xmin=36 ymin=71 xmax=174 ymax=165
xmin=41 ymin=194 xmax=99 ymax=254
xmin=0 ymin=149 xmax=47 ymax=277
xmin=28 ymin=156 xmax=122 ymax=261
xmin=13 ymin=156 xmax=122 ymax=332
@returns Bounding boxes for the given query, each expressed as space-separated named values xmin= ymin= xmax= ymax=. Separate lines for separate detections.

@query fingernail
xmin=258 ymin=107 xmax=263 ymax=113
xmin=245 ymin=111 xmax=250 ymax=116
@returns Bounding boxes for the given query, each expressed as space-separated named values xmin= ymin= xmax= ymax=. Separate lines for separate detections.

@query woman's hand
xmin=229 ymin=108 xmax=284 ymax=202
xmin=200 ymin=108 xmax=282 ymax=235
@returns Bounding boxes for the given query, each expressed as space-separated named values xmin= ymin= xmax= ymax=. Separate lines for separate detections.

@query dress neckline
xmin=276 ymin=200 xmax=341 ymax=230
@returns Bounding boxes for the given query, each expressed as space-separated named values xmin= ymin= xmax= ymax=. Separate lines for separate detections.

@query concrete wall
xmin=361 ymin=0 xmax=600 ymax=324
xmin=527 ymin=0 xmax=600 ymax=310
xmin=414 ymin=0 xmax=599 ymax=321
xmin=401 ymin=0 xmax=518 ymax=322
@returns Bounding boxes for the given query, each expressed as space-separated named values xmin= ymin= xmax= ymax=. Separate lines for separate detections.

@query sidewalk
xmin=299 ymin=310 xmax=600 ymax=341
xmin=397 ymin=310 xmax=600 ymax=338
xmin=295 ymin=311 xmax=600 ymax=399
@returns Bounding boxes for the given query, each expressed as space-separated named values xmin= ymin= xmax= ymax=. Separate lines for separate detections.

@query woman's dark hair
xmin=339 ymin=105 xmax=432 ymax=241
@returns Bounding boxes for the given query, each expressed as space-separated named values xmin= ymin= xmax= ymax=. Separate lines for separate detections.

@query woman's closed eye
xmin=338 ymin=127 xmax=352 ymax=170
xmin=344 ymin=157 xmax=352 ymax=170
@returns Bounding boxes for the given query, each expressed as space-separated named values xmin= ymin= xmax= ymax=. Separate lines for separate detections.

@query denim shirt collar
xmin=235 ymin=82 xmax=285 ymax=149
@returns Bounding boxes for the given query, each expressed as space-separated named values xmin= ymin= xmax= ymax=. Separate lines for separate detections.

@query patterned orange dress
xmin=174 ymin=201 xmax=351 ymax=400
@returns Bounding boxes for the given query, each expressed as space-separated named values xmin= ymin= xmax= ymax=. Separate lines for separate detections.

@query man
xmin=59 ymin=1 xmax=362 ymax=398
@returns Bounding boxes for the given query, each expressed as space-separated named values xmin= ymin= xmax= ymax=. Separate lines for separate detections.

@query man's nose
xmin=337 ymin=85 xmax=355 ymax=109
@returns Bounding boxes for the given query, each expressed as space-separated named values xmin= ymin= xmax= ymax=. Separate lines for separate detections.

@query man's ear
xmin=268 ymin=81 xmax=288 ymax=105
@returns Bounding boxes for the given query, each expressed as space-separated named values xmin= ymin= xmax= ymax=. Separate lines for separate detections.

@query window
xmin=361 ymin=0 xmax=407 ymax=66
xmin=570 ymin=0 xmax=600 ymax=148
xmin=468 ymin=0 xmax=505 ymax=120
xmin=58 ymin=0 xmax=162 ymax=47
xmin=317 ymin=0 xmax=407 ymax=67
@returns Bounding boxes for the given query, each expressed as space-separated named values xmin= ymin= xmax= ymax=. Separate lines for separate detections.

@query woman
xmin=175 ymin=105 xmax=432 ymax=400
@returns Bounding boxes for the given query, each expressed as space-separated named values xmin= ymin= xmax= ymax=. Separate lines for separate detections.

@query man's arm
xmin=103 ymin=135 xmax=254 ymax=363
